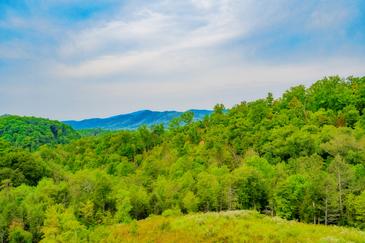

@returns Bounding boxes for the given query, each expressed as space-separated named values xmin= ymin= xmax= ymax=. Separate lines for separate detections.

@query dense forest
xmin=1 ymin=76 xmax=365 ymax=242
xmin=0 ymin=116 xmax=80 ymax=150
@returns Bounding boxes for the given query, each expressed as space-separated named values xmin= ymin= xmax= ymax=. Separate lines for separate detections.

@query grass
xmin=91 ymin=210 xmax=365 ymax=243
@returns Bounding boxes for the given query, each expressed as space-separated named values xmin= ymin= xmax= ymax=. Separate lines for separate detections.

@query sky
xmin=1 ymin=0 xmax=365 ymax=120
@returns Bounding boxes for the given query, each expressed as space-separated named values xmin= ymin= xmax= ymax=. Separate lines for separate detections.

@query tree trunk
xmin=338 ymin=171 xmax=343 ymax=220
xmin=313 ymin=201 xmax=316 ymax=224
xmin=325 ymin=187 xmax=328 ymax=225
xmin=227 ymin=185 xmax=232 ymax=210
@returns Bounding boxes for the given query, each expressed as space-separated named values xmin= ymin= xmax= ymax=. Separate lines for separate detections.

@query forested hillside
xmin=0 ymin=116 xmax=80 ymax=150
xmin=1 ymin=76 xmax=365 ymax=242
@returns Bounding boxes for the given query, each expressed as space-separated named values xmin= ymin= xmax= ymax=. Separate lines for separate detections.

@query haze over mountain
xmin=63 ymin=109 xmax=212 ymax=130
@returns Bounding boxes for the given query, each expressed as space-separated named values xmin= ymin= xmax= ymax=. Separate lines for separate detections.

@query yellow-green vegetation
xmin=3 ymin=76 xmax=365 ymax=242
xmin=92 ymin=210 xmax=365 ymax=242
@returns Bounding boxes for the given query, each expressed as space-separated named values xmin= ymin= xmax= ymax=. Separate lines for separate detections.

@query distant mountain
xmin=63 ymin=109 xmax=212 ymax=130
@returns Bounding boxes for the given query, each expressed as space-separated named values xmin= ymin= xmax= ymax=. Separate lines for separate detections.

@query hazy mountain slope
xmin=64 ymin=109 xmax=212 ymax=130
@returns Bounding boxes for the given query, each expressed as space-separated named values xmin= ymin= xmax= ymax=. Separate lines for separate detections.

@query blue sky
xmin=1 ymin=0 xmax=365 ymax=120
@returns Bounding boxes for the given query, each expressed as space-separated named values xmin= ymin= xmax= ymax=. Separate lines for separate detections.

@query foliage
xmin=1 ymin=76 xmax=365 ymax=242
xmin=0 ymin=116 xmax=80 ymax=150
xmin=93 ymin=211 xmax=365 ymax=242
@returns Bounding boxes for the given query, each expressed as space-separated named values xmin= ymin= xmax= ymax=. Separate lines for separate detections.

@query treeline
xmin=1 ymin=76 xmax=365 ymax=242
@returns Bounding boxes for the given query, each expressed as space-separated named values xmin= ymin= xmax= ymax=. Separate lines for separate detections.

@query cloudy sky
xmin=1 ymin=0 xmax=365 ymax=120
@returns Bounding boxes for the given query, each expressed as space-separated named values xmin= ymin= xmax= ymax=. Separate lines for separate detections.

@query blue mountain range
xmin=63 ymin=109 xmax=212 ymax=130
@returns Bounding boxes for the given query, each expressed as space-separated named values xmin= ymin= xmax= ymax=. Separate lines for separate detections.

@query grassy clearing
xmin=91 ymin=210 xmax=365 ymax=242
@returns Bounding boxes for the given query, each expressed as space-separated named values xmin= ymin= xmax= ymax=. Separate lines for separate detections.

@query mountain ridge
xmin=63 ymin=109 xmax=212 ymax=130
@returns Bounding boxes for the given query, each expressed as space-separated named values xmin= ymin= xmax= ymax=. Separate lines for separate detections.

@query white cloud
xmin=191 ymin=0 xmax=215 ymax=10
xmin=59 ymin=10 xmax=173 ymax=58
xmin=54 ymin=0 xmax=252 ymax=78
